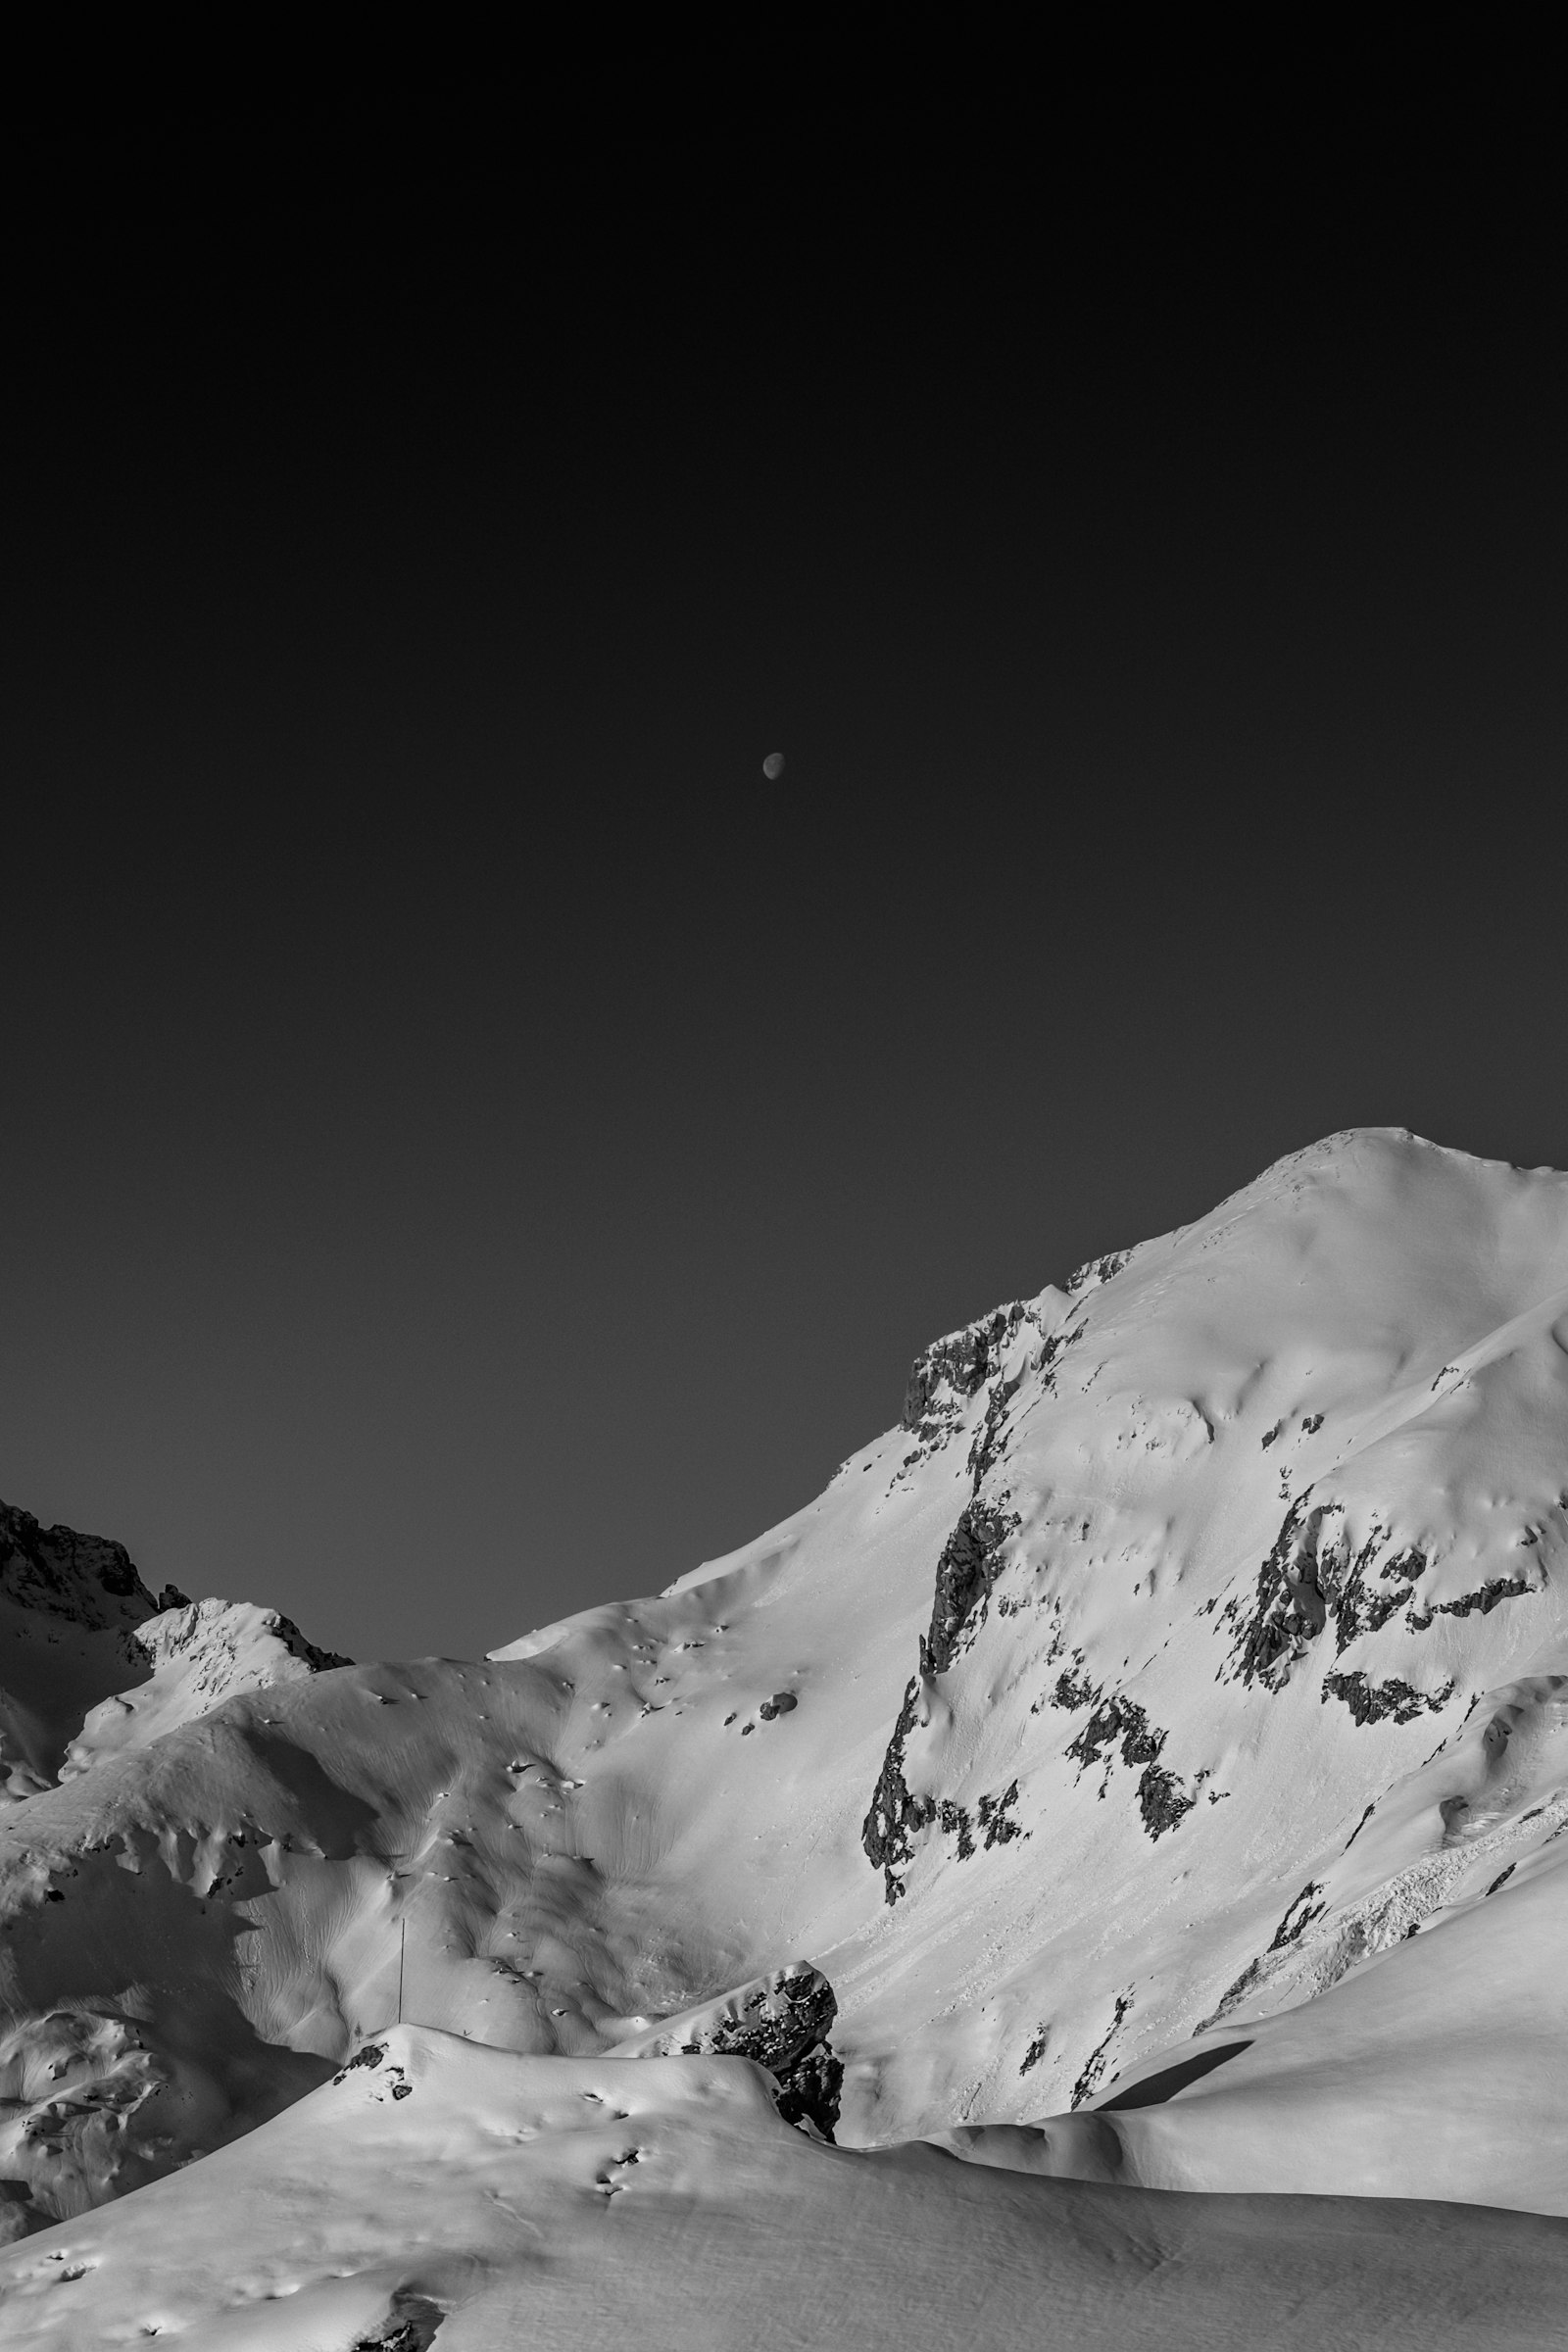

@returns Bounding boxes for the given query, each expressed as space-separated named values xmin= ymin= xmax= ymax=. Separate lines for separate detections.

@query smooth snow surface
xmin=7 ymin=1129 xmax=1568 ymax=2345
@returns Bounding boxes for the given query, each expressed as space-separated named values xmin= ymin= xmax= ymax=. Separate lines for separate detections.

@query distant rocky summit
xmin=7 ymin=1129 xmax=1568 ymax=2347
xmin=1 ymin=1500 xmax=348 ymax=1803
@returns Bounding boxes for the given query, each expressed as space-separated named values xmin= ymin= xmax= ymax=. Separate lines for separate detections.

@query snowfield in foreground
xmin=6 ymin=1129 xmax=1568 ymax=2345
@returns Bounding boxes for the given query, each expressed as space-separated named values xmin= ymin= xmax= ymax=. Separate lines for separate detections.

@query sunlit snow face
xmin=6 ymin=1130 xmax=1568 ymax=2327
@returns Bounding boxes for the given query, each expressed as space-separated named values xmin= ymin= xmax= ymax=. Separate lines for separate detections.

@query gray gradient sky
xmin=5 ymin=120 xmax=1566 ymax=1661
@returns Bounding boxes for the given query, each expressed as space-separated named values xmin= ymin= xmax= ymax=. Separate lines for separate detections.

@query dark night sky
xmin=4 ymin=122 xmax=1566 ymax=1662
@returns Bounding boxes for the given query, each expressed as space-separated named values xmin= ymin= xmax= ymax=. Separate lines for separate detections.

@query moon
xmin=762 ymin=752 xmax=785 ymax=780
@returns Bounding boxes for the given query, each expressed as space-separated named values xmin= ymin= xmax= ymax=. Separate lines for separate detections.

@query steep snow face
xmin=833 ymin=1129 xmax=1568 ymax=2144
xmin=7 ymin=1127 xmax=1568 ymax=2281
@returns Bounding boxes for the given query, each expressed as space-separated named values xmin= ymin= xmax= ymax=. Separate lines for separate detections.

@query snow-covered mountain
xmin=6 ymin=1128 xmax=1568 ymax=2347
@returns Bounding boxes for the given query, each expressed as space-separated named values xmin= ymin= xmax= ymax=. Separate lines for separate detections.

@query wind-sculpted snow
xmin=5 ymin=2027 xmax=1568 ymax=2351
xmin=8 ymin=1129 xmax=1568 ymax=2344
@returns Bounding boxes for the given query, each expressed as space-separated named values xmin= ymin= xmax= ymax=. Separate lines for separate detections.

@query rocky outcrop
xmin=1409 ymin=1576 xmax=1534 ymax=1628
xmin=1061 ymin=1688 xmax=1197 ymax=1840
xmin=862 ymin=1676 xmax=930 ymax=1902
xmin=1321 ymin=1671 xmax=1452 ymax=1727
xmin=624 ymin=1966 xmax=844 ymax=2140
xmin=0 ymin=1500 xmax=173 ymax=1632
xmin=1228 ymin=1490 xmax=1543 ymax=1701
xmin=923 ymin=1503 xmax=1014 ymax=1676
xmin=862 ymin=1496 xmax=1025 ymax=1900
xmin=902 ymin=1303 xmax=1036 ymax=1435
xmin=1228 ymin=1501 xmax=1443 ymax=1686
xmin=1065 ymin=1250 xmax=1133 ymax=1294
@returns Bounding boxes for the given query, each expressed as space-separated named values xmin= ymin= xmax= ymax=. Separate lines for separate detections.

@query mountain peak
xmin=7 ymin=1135 xmax=1568 ymax=2343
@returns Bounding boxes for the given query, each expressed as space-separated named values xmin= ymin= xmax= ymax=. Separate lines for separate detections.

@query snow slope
xmin=4 ymin=2027 xmax=1567 ymax=2352
xmin=6 ymin=1129 xmax=1568 ymax=2342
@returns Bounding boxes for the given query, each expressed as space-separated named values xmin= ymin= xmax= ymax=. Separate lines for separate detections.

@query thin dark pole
xmin=398 ymin=1919 xmax=406 ymax=2026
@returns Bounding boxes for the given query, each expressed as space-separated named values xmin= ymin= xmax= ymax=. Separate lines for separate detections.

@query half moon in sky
xmin=762 ymin=753 xmax=785 ymax=780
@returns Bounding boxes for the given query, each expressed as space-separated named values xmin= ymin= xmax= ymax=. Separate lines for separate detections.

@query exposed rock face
xmin=0 ymin=1502 xmax=175 ymax=1799
xmin=902 ymin=1303 xmax=1037 ymax=1434
xmin=922 ymin=1503 xmax=1014 ymax=1677
xmin=619 ymin=1966 xmax=844 ymax=2139
xmin=1321 ymin=1669 xmax=1451 ymax=1726
xmin=0 ymin=1502 xmax=168 ymax=1631
xmin=861 ymin=1673 xmax=929 ymax=1901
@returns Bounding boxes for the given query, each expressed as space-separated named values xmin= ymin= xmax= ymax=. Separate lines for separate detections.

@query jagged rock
xmin=1322 ymin=1670 xmax=1452 ymax=1727
xmin=862 ymin=1675 xmax=932 ymax=1900
xmin=922 ymin=1502 xmax=1014 ymax=1676
xmin=902 ymin=1303 xmax=1037 ymax=1433
xmin=0 ymin=1501 xmax=158 ymax=1631
xmin=619 ymin=1966 xmax=843 ymax=2140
